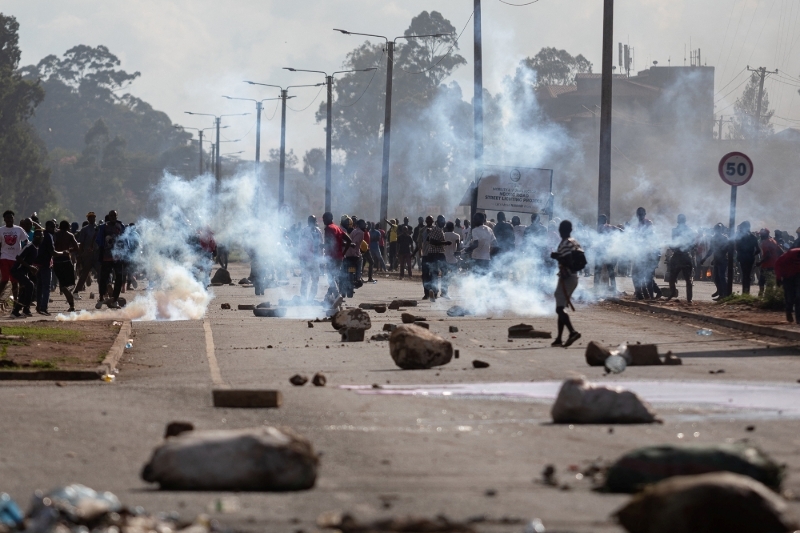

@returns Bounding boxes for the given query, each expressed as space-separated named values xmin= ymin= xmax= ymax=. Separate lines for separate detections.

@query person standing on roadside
xmin=343 ymin=216 xmax=363 ymax=297
xmin=757 ymin=229 xmax=784 ymax=297
xmin=0 ymin=210 xmax=28 ymax=306
xmin=700 ymin=223 xmax=730 ymax=300
xmin=299 ymin=215 xmax=322 ymax=301
xmin=550 ymin=220 xmax=583 ymax=348
xmin=95 ymin=210 xmax=127 ymax=309
xmin=385 ymin=218 xmax=398 ymax=271
xmin=465 ymin=212 xmax=496 ymax=274
xmin=775 ymin=247 xmax=800 ymax=324
xmin=396 ymin=226 xmax=416 ymax=280
xmin=322 ymin=212 xmax=352 ymax=303
xmin=441 ymin=221 xmax=461 ymax=298
xmin=35 ymin=220 xmax=67 ymax=316
xmin=666 ymin=214 xmax=697 ymax=303
xmin=735 ymin=221 xmax=760 ymax=295
xmin=422 ymin=215 xmax=450 ymax=302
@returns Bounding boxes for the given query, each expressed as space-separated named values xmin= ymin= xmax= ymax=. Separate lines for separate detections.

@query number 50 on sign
xmin=718 ymin=151 xmax=754 ymax=186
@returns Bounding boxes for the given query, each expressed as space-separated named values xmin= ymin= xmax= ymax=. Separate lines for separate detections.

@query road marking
xmin=203 ymin=320 xmax=229 ymax=389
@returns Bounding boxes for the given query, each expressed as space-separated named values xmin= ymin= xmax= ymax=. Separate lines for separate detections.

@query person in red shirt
xmin=758 ymin=229 xmax=784 ymax=297
xmin=775 ymin=247 xmax=800 ymax=324
xmin=322 ymin=212 xmax=352 ymax=303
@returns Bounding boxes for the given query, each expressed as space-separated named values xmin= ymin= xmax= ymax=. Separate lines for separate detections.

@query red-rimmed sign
xmin=718 ymin=151 xmax=754 ymax=186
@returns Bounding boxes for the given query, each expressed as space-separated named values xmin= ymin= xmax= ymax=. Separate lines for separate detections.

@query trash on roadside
xmin=389 ymin=324 xmax=453 ymax=370
xmin=29 ymin=484 xmax=122 ymax=525
xmin=101 ymin=374 xmax=115 ymax=383
xmin=125 ymin=341 xmax=133 ymax=349
xmin=523 ymin=518 xmax=546 ymax=533
xmin=220 ymin=303 xmax=231 ymax=310
xmin=332 ymin=309 xmax=372 ymax=331
xmin=290 ymin=374 xmax=309 ymax=386
xmin=613 ymin=472 xmax=798 ymax=533
xmin=312 ymin=373 xmax=327 ymax=387
xmin=603 ymin=443 xmax=785 ymax=493
xmin=472 ymin=359 xmax=490 ymax=369
xmin=551 ymin=377 xmax=660 ymax=424
xmin=141 ymin=426 xmax=319 ymax=491
xmin=210 ymin=268 xmax=232 ymax=285
xmin=605 ymin=354 xmax=628 ymax=374
xmin=317 ymin=512 xmax=477 ymax=533
xmin=696 ymin=329 xmax=713 ymax=336
xmin=446 ymin=306 xmax=472 ymax=317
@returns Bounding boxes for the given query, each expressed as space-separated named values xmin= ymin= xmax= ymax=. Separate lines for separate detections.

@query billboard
xmin=476 ymin=166 xmax=553 ymax=214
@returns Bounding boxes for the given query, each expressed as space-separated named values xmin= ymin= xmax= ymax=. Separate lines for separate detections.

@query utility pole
xmin=280 ymin=89 xmax=289 ymax=206
xmin=214 ymin=117 xmax=221 ymax=185
xmin=598 ymin=0 xmax=614 ymax=221
xmin=746 ymin=66 xmax=778 ymax=139
xmin=198 ymin=130 xmax=204 ymax=175
xmin=473 ymin=0 xmax=483 ymax=220
xmin=255 ymin=101 xmax=262 ymax=170
xmin=210 ymin=142 xmax=215 ymax=172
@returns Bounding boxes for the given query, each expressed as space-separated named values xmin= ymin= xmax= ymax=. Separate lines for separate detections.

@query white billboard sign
xmin=476 ymin=166 xmax=553 ymax=214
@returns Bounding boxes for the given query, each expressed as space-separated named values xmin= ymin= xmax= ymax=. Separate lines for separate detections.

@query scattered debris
xmin=389 ymin=324 xmax=453 ymax=370
xmin=373 ymin=305 xmax=387 ymax=313
xmin=210 ymin=268 xmax=232 ymax=285
xmin=312 ymin=373 xmax=327 ymax=387
xmin=508 ymin=324 xmax=551 ymax=339
xmin=709 ymin=369 xmax=726 ymax=374
xmin=542 ymin=464 xmax=558 ymax=486
xmin=484 ymin=489 xmax=497 ymax=497
xmin=332 ymin=309 xmax=372 ymax=331
xmin=383 ymin=323 xmax=397 ymax=332
xmin=586 ymin=342 xmax=682 ymax=367
xmin=308 ymin=321 xmax=314 ymax=328
xmin=388 ymin=299 xmax=418 ymax=310
xmin=664 ymin=352 xmax=683 ymax=365
xmin=627 ymin=344 xmax=662 ymax=365
xmin=141 ymin=426 xmax=318 ymax=491
xmin=359 ymin=303 xmax=380 ymax=310
xmin=696 ymin=328 xmax=713 ymax=336
xmin=317 ymin=513 xmax=476 ymax=533
xmin=165 ymin=421 xmax=194 ymax=438
xmin=256 ymin=301 xmax=272 ymax=309
xmin=415 ymin=322 xmax=430 ymax=329
xmin=472 ymin=359 xmax=490 ymax=369
xmin=238 ymin=278 xmax=251 ymax=285
xmin=747 ymin=425 xmax=756 ymax=432
xmin=371 ymin=333 xmax=390 ymax=341
xmin=212 ymin=389 xmax=282 ymax=408
xmin=238 ymin=304 xmax=255 ymax=311
xmin=89 ymin=292 xmax=95 ymax=299
xmin=401 ymin=313 xmax=427 ymax=324
xmin=551 ymin=377 xmax=661 ymax=424
xmin=253 ymin=307 xmax=288 ymax=318
xmin=220 ymin=303 xmax=231 ymax=310
xmin=290 ymin=375 xmax=309 ymax=386
xmin=449 ymin=326 xmax=459 ymax=333
xmin=341 ymin=329 xmax=366 ymax=342
xmin=614 ymin=472 xmax=798 ymax=533
xmin=604 ymin=443 xmax=785 ymax=493
xmin=446 ymin=306 xmax=472 ymax=317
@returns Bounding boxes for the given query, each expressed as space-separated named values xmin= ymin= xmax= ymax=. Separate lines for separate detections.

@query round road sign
xmin=718 ymin=151 xmax=754 ymax=186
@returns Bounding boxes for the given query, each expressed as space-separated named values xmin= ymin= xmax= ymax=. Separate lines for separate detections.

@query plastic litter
xmin=523 ymin=518 xmax=546 ymax=533
xmin=605 ymin=344 xmax=629 ymax=373
xmin=101 ymin=374 xmax=116 ymax=382
xmin=0 ymin=493 xmax=23 ymax=528
xmin=697 ymin=329 xmax=713 ymax=336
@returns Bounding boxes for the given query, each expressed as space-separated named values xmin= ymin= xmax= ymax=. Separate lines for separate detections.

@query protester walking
xmin=550 ymin=220 xmax=583 ymax=347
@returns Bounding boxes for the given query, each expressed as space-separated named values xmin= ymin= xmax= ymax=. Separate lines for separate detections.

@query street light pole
xmin=184 ymin=111 xmax=249 ymax=189
xmin=175 ymin=125 xmax=221 ymax=176
xmin=283 ymin=67 xmax=376 ymax=214
xmin=333 ymin=30 xmax=446 ymax=225
xmin=222 ymin=96 xmax=282 ymax=177
xmin=473 ymin=0 xmax=483 ymax=221
xmin=598 ymin=0 xmax=614 ymax=222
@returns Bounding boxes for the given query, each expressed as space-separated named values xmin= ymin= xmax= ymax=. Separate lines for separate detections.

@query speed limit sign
xmin=718 ymin=152 xmax=754 ymax=186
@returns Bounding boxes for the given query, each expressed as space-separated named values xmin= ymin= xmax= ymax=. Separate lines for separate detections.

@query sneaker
xmin=22 ymin=309 xmax=32 ymax=317
xmin=551 ymin=339 xmax=563 ymax=347
xmin=711 ymin=291 xmax=719 ymax=298
xmin=74 ymin=294 xmax=82 ymax=300
xmin=67 ymin=307 xmax=75 ymax=313
xmin=428 ymin=289 xmax=436 ymax=302
xmin=107 ymin=299 xmax=120 ymax=309
xmin=563 ymin=331 xmax=582 ymax=347
xmin=36 ymin=309 xmax=51 ymax=316
xmin=10 ymin=309 xmax=22 ymax=318
xmin=95 ymin=300 xmax=104 ymax=310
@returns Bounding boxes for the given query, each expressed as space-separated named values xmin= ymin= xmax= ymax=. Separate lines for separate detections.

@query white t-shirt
xmin=513 ymin=224 xmax=527 ymax=248
xmin=470 ymin=225 xmax=496 ymax=261
xmin=443 ymin=231 xmax=461 ymax=264
xmin=0 ymin=225 xmax=28 ymax=261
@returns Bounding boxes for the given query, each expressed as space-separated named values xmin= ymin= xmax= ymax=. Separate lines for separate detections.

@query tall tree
xmin=0 ymin=13 xmax=53 ymax=214
xmin=520 ymin=47 xmax=593 ymax=88
xmin=730 ymin=71 xmax=774 ymax=140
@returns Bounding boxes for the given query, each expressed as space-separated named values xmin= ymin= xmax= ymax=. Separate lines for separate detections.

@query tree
xmin=0 ymin=13 xmax=53 ymax=214
xmin=520 ymin=47 xmax=593 ymax=88
xmin=730 ymin=72 xmax=774 ymax=140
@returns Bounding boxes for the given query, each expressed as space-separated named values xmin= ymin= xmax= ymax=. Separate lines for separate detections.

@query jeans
xmin=99 ymin=261 xmax=125 ymax=301
xmin=37 ymin=266 xmax=52 ymax=311
xmin=300 ymin=260 xmax=319 ymax=300
xmin=423 ymin=253 xmax=446 ymax=295
xmin=388 ymin=242 xmax=397 ymax=270
xmin=713 ymin=260 xmax=728 ymax=297
xmin=668 ymin=253 xmax=693 ymax=302
xmin=740 ymin=258 xmax=755 ymax=294
xmin=398 ymin=254 xmax=413 ymax=278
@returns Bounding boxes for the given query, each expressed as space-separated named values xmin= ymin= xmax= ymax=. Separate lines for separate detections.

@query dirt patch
xmin=0 ymin=320 xmax=121 ymax=370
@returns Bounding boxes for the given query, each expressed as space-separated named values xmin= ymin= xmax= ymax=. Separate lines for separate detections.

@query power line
xmin=287 ymin=85 xmax=325 ymax=112
xmin=497 ymin=0 xmax=540 ymax=6
xmin=337 ymin=49 xmax=386 ymax=108
xmin=714 ymin=68 xmax=746 ymax=96
xmin=264 ymin=100 xmax=280 ymax=121
xmin=394 ymin=11 xmax=474 ymax=75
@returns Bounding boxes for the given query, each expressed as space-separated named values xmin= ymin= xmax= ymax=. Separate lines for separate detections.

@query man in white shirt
xmin=511 ymin=216 xmax=527 ymax=249
xmin=441 ymin=221 xmax=461 ymax=298
xmin=465 ymin=213 xmax=497 ymax=275
xmin=0 ymin=210 xmax=29 ymax=304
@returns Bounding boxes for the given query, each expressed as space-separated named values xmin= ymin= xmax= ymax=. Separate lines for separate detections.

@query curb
xmin=0 ymin=320 xmax=132 ymax=381
xmin=609 ymin=299 xmax=800 ymax=342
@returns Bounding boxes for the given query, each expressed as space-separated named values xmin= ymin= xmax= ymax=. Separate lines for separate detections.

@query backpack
xmin=569 ymin=249 xmax=587 ymax=272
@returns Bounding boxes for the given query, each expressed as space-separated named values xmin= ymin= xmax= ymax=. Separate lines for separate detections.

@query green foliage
xmin=717 ymin=293 xmax=759 ymax=306
xmin=30 ymin=360 xmax=57 ymax=369
xmin=1 ymin=325 xmax=85 ymax=343
xmin=0 ymin=13 xmax=54 ymax=214
xmin=730 ymin=72 xmax=774 ymax=140
xmin=760 ymin=276 xmax=785 ymax=311
xmin=521 ymin=47 xmax=593 ymax=88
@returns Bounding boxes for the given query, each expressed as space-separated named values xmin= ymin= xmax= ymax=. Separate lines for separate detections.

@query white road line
xmin=203 ymin=319 xmax=229 ymax=389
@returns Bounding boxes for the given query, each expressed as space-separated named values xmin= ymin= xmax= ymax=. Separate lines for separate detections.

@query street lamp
xmin=242 ymin=82 xmax=324 ymax=206
xmin=222 ymin=95 xmax=283 ymax=174
xmin=283 ymin=67 xmax=376 ymax=213
xmin=334 ymin=29 xmax=448 ymax=228
xmin=184 ymin=111 xmax=249 ymax=186
xmin=175 ymin=124 xmax=227 ymax=175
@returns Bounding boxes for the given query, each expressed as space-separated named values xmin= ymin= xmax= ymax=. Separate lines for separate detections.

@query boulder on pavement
xmin=383 ymin=323 xmax=397 ymax=332
xmin=331 ymin=309 xmax=372 ymax=331
xmin=290 ymin=375 xmax=308 ymax=386
xmin=472 ymin=359 xmax=490 ymax=368
xmin=627 ymin=344 xmax=662 ymax=366
xmin=210 ymin=268 xmax=232 ymax=285
xmin=164 ymin=421 xmax=194 ymax=438
xmin=312 ymin=373 xmax=326 ymax=387
xmin=220 ymin=303 xmax=231 ymax=310
xmin=389 ymin=324 xmax=453 ymax=370
xmin=253 ymin=307 xmax=287 ymax=318
xmin=604 ymin=443 xmax=784 ymax=493
xmin=551 ymin=377 xmax=660 ymax=424
xmin=449 ymin=326 xmax=459 ymax=333
xmin=388 ymin=299 xmax=418 ymax=310
xmin=614 ymin=472 xmax=798 ymax=533
xmin=401 ymin=313 xmax=427 ymax=324
xmin=238 ymin=277 xmax=251 ymax=285
xmin=238 ymin=304 xmax=255 ymax=311
xmin=141 ymin=426 xmax=318 ymax=491
xmin=340 ymin=328 xmax=365 ymax=342
xmin=585 ymin=341 xmax=612 ymax=366
xmin=446 ymin=306 xmax=472 ymax=317
xmin=373 ymin=305 xmax=387 ymax=313
xmin=256 ymin=301 xmax=271 ymax=309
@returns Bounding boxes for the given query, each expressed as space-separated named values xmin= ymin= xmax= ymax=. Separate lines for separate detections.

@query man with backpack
xmin=550 ymin=220 xmax=584 ymax=348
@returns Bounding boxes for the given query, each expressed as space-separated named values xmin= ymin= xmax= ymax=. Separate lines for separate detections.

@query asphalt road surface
xmin=2 ymin=263 xmax=799 ymax=533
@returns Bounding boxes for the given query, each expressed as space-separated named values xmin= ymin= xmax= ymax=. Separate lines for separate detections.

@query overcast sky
xmin=8 ymin=0 xmax=800 ymax=161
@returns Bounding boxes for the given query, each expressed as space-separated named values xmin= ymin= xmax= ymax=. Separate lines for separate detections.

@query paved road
xmin=2 ymin=263 xmax=799 ymax=532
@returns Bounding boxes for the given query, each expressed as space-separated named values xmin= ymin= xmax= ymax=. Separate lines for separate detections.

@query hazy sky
xmin=7 ymin=0 xmax=800 ymax=161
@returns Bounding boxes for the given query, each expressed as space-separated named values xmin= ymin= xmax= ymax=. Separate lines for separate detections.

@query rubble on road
xmin=508 ymin=323 xmax=552 ymax=339
xmin=165 ymin=421 xmax=195 ymax=438
xmin=212 ymin=389 xmax=282 ymax=408
xmin=551 ymin=377 xmax=661 ymax=424
xmin=472 ymin=359 xmax=490 ymax=368
xmin=585 ymin=342 xmax=682 ymax=367
xmin=141 ymin=426 xmax=319 ymax=491
xmin=253 ymin=307 xmax=287 ymax=318
xmin=341 ymin=329 xmax=366 ymax=342
xmin=238 ymin=278 xmax=251 ymax=285
xmin=237 ymin=304 xmax=255 ymax=311
xmin=389 ymin=324 xmax=453 ymax=370
xmin=219 ymin=303 xmax=231 ymax=310
xmin=332 ymin=309 xmax=372 ymax=331
xmin=614 ymin=472 xmax=798 ymax=533
xmin=312 ymin=373 xmax=327 ymax=386
xmin=401 ymin=313 xmax=427 ymax=324
xmin=449 ymin=326 xmax=459 ymax=333
xmin=371 ymin=333 xmax=390 ymax=341
xmin=388 ymin=299 xmax=418 ymax=310
xmin=446 ymin=306 xmax=473 ymax=317
xmin=210 ymin=268 xmax=232 ymax=285
xmin=604 ymin=443 xmax=784 ymax=493
xmin=0 ymin=484 xmax=225 ymax=533
xmin=383 ymin=323 xmax=397 ymax=332
xmin=317 ymin=512 xmax=477 ymax=533
xmin=290 ymin=374 xmax=308 ymax=386
xmin=373 ymin=305 xmax=387 ymax=313
xmin=256 ymin=301 xmax=271 ymax=309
